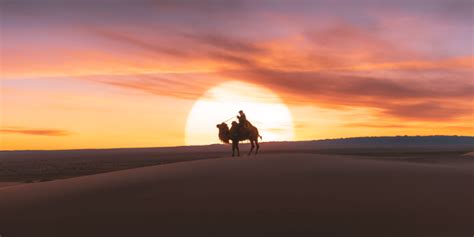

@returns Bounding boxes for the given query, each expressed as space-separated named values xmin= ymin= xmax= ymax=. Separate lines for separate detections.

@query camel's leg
xmin=255 ymin=139 xmax=260 ymax=155
xmin=248 ymin=140 xmax=255 ymax=156
xmin=235 ymin=142 xmax=240 ymax=157
xmin=232 ymin=142 xmax=236 ymax=157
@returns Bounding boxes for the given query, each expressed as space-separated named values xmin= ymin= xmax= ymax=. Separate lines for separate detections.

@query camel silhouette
xmin=216 ymin=121 xmax=262 ymax=156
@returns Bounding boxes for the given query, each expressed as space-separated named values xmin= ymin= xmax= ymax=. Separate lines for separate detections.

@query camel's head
xmin=216 ymin=122 xmax=228 ymax=130
xmin=216 ymin=122 xmax=230 ymax=144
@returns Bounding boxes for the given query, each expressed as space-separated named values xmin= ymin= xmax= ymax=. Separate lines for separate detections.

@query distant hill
xmin=263 ymin=135 xmax=474 ymax=150
xmin=1 ymin=136 xmax=472 ymax=156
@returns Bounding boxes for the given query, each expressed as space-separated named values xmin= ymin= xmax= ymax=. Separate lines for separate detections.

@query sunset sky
xmin=1 ymin=0 xmax=473 ymax=150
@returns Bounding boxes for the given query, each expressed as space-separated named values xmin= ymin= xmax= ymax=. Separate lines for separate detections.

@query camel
xmin=216 ymin=121 xmax=262 ymax=156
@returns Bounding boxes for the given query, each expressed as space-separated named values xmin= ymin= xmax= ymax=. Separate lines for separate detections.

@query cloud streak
xmin=0 ymin=128 xmax=72 ymax=136
xmin=80 ymin=21 xmax=473 ymax=122
xmin=3 ymin=0 xmax=473 ymax=125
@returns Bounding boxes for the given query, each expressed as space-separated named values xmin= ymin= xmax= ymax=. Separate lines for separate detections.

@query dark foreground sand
xmin=0 ymin=153 xmax=472 ymax=237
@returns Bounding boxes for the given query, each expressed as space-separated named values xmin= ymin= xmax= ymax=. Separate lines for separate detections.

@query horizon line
xmin=1 ymin=135 xmax=472 ymax=152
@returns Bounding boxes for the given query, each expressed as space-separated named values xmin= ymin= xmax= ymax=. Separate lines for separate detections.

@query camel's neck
xmin=218 ymin=128 xmax=230 ymax=143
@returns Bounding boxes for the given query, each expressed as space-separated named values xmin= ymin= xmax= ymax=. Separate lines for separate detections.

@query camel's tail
xmin=259 ymin=135 xmax=263 ymax=140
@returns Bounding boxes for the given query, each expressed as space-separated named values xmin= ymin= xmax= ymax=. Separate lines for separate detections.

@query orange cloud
xmin=59 ymin=26 xmax=471 ymax=123
xmin=0 ymin=128 xmax=72 ymax=136
xmin=346 ymin=56 xmax=474 ymax=71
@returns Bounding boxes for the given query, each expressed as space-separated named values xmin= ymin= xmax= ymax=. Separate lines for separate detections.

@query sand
xmin=0 ymin=153 xmax=472 ymax=237
xmin=463 ymin=151 xmax=474 ymax=156
xmin=0 ymin=182 xmax=21 ymax=189
xmin=1 ymin=145 xmax=471 ymax=184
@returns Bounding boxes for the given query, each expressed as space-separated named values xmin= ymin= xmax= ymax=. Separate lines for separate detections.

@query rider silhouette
xmin=237 ymin=110 xmax=248 ymax=129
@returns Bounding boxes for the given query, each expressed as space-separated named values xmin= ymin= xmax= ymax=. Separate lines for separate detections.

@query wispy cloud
xmin=343 ymin=123 xmax=411 ymax=129
xmin=3 ymin=0 xmax=472 ymax=124
xmin=87 ymin=72 xmax=222 ymax=100
xmin=80 ymin=22 xmax=473 ymax=122
xmin=0 ymin=128 xmax=72 ymax=136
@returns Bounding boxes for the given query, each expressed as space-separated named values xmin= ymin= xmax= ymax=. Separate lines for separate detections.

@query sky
xmin=1 ymin=0 xmax=473 ymax=150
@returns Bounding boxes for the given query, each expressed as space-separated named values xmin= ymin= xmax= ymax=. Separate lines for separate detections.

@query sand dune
xmin=0 ymin=182 xmax=21 ymax=189
xmin=463 ymin=151 xmax=474 ymax=156
xmin=0 ymin=153 xmax=472 ymax=237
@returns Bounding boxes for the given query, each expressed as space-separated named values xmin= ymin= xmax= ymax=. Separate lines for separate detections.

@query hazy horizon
xmin=1 ymin=135 xmax=472 ymax=152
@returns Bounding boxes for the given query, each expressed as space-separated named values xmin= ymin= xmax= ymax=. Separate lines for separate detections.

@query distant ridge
xmin=274 ymin=135 xmax=474 ymax=147
xmin=1 ymin=135 xmax=473 ymax=153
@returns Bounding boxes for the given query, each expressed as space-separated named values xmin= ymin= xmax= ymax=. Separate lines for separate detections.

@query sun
xmin=185 ymin=81 xmax=294 ymax=145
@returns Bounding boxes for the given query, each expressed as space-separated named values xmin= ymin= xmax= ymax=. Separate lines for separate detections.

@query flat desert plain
xmin=0 ymin=147 xmax=473 ymax=237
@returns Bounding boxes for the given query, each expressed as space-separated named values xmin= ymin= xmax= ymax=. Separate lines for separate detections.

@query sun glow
xmin=185 ymin=81 xmax=294 ymax=145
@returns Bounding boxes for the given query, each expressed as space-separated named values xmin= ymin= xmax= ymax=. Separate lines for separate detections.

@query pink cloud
xmin=0 ymin=128 xmax=72 ymax=136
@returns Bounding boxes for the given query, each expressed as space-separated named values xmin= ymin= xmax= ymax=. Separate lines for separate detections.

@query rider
xmin=237 ymin=110 xmax=248 ymax=129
